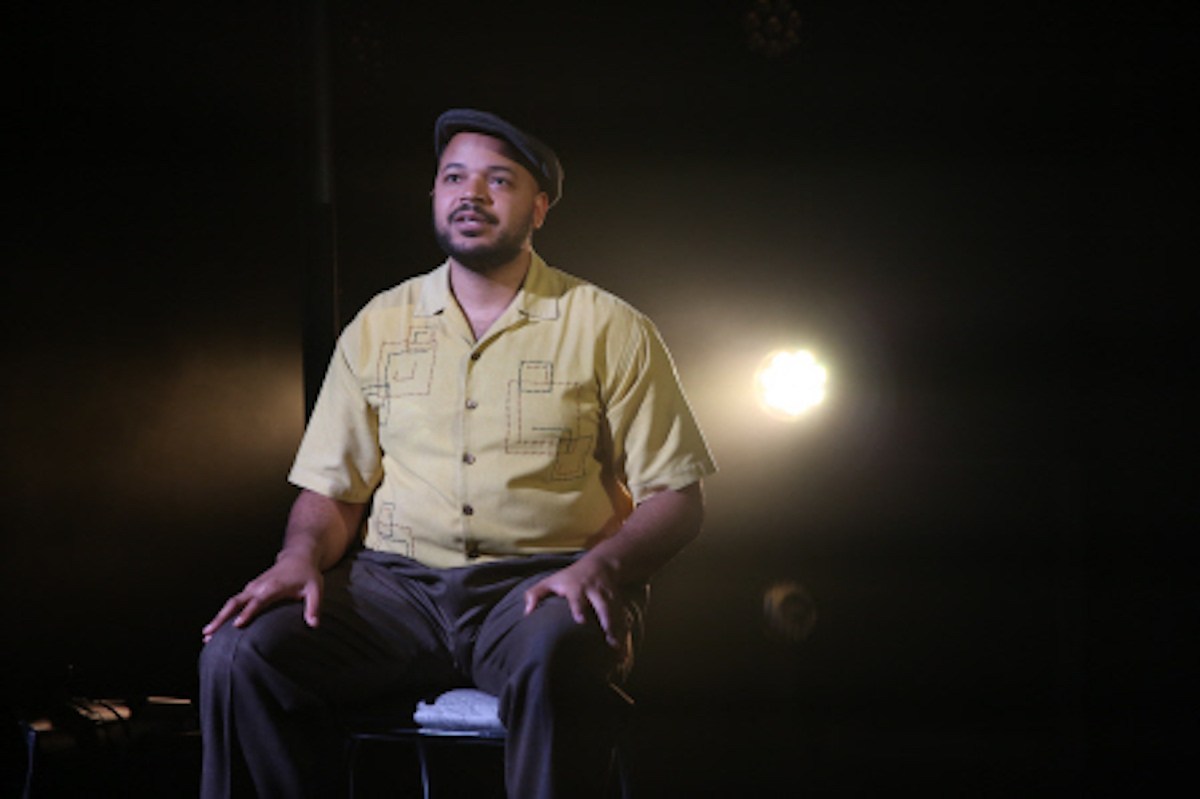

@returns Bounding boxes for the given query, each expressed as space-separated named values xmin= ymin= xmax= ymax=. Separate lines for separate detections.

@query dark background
xmin=3 ymin=1 xmax=1195 ymax=795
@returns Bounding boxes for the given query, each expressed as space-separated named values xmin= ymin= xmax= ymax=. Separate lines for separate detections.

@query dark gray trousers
xmin=199 ymin=550 xmax=644 ymax=799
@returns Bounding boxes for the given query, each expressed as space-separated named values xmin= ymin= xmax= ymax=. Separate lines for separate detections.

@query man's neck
xmin=448 ymin=250 xmax=532 ymax=340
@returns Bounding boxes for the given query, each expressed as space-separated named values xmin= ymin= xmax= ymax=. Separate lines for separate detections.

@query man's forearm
xmin=582 ymin=481 xmax=705 ymax=586
xmin=277 ymin=489 xmax=366 ymax=572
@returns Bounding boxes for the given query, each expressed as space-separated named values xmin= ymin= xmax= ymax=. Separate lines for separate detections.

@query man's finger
xmin=202 ymin=594 xmax=247 ymax=638
xmin=234 ymin=596 xmax=265 ymax=628
xmin=588 ymin=590 xmax=614 ymax=638
xmin=565 ymin=591 xmax=588 ymax=625
xmin=588 ymin=591 xmax=628 ymax=651
xmin=524 ymin=584 xmax=549 ymax=615
xmin=302 ymin=582 xmax=322 ymax=628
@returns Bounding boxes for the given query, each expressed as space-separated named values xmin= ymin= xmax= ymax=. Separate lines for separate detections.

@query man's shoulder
xmin=352 ymin=263 xmax=448 ymax=320
xmin=334 ymin=264 xmax=447 ymax=358
xmin=540 ymin=261 xmax=648 ymax=327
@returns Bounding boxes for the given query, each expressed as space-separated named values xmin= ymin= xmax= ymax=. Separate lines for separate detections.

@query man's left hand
xmin=524 ymin=555 xmax=628 ymax=656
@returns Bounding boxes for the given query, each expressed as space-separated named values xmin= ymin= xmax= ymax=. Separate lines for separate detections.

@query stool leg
xmin=614 ymin=746 xmax=632 ymax=799
xmin=345 ymin=738 xmax=361 ymax=799
xmin=415 ymin=738 xmax=432 ymax=799
xmin=23 ymin=724 xmax=39 ymax=799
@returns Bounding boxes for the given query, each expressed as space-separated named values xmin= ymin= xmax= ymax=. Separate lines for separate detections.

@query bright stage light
xmin=754 ymin=349 xmax=827 ymax=419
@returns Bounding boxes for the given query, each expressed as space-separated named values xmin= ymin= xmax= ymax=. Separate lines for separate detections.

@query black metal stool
xmin=345 ymin=688 xmax=632 ymax=798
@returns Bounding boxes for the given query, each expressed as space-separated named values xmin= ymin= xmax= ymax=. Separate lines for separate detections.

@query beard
xmin=433 ymin=204 xmax=536 ymax=274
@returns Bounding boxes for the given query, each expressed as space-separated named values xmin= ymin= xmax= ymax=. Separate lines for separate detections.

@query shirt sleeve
xmin=287 ymin=320 xmax=384 ymax=503
xmin=603 ymin=315 xmax=716 ymax=505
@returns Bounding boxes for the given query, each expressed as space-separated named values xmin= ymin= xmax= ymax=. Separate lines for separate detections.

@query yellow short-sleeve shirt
xmin=289 ymin=254 xmax=716 ymax=568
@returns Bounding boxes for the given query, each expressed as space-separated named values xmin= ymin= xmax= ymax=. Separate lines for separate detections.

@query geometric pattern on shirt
xmin=375 ymin=501 xmax=412 ymax=557
xmin=365 ymin=326 xmax=437 ymax=426
xmin=505 ymin=360 xmax=591 ymax=480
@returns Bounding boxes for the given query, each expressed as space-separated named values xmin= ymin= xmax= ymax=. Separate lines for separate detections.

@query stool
xmin=345 ymin=688 xmax=632 ymax=798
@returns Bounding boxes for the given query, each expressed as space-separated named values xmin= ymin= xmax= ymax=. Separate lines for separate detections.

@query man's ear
xmin=532 ymin=192 xmax=550 ymax=230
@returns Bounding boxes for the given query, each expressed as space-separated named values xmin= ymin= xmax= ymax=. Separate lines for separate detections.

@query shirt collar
xmin=414 ymin=252 xmax=561 ymax=321
xmin=516 ymin=252 xmax=561 ymax=321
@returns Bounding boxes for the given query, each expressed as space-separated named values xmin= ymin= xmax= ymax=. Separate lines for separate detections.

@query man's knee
xmin=198 ymin=623 xmax=237 ymax=681
xmin=198 ymin=604 xmax=307 ymax=686
xmin=519 ymin=600 xmax=621 ymax=691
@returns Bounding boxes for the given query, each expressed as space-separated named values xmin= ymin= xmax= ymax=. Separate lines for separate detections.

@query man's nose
xmin=459 ymin=175 xmax=489 ymax=204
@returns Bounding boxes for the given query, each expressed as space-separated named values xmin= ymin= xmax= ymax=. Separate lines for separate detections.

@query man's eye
xmin=491 ymin=177 xmax=510 ymax=187
xmin=444 ymin=174 xmax=462 ymax=183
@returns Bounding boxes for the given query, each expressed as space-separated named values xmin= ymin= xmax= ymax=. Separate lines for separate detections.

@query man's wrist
xmin=580 ymin=547 xmax=624 ymax=583
xmin=275 ymin=546 xmax=320 ymax=568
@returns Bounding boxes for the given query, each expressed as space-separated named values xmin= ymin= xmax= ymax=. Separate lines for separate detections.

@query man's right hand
xmin=201 ymin=552 xmax=323 ymax=643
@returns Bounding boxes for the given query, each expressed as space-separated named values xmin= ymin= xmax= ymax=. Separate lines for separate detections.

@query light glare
xmin=755 ymin=349 xmax=827 ymax=418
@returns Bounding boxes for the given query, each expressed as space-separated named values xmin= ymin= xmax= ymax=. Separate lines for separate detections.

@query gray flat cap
xmin=434 ymin=109 xmax=563 ymax=207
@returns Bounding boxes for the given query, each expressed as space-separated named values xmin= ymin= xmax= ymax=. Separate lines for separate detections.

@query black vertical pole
xmin=300 ymin=0 xmax=339 ymax=419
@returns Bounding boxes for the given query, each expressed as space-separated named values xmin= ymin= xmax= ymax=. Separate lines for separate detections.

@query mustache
xmin=450 ymin=203 xmax=498 ymax=224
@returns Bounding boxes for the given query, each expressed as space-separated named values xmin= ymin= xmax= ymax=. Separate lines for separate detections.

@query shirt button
xmin=465 ymin=399 xmax=478 ymax=410
xmin=470 ymin=352 xmax=481 ymax=361
xmin=463 ymin=453 xmax=476 ymax=465
xmin=465 ymin=541 xmax=481 ymax=559
xmin=462 ymin=504 xmax=474 ymax=516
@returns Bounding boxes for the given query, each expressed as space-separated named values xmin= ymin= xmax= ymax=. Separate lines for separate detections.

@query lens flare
xmin=755 ymin=349 xmax=827 ymax=418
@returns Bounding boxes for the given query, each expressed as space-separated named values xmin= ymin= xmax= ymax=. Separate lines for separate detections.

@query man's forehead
xmin=439 ymin=132 xmax=528 ymax=172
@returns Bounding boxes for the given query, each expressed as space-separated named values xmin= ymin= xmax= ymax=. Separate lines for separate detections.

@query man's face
xmin=432 ymin=132 xmax=549 ymax=273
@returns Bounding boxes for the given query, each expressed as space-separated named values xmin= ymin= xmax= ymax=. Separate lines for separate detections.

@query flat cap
xmin=434 ymin=109 xmax=563 ymax=207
